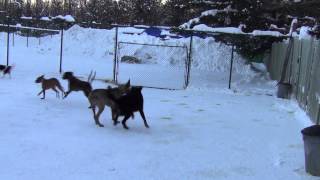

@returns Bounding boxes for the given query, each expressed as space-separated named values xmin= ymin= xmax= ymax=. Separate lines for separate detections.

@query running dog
xmin=0 ymin=64 xmax=14 ymax=77
xmin=108 ymin=86 xmax=149 ymax=130
xmin=62 ymin=71 xmax=95 ymax=98
xmin=35 ymin=75 xmax=65 ymax=99
xmin=88 ymin=80 xmax=131 ymax=127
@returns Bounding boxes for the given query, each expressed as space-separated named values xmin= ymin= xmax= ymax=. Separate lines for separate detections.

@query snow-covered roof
xmin=181 ymin=6 xmax=238 ymax=29
xmin=52 ymin=15 xmax=75 ymax=22
xmin=193 ymin=24 xmax=244 ymax=34
xmin=64 ymin=15 xmax=75 ymax=22
xmin=191 ymin=24 xmax=287 ymax=37
xmin=21 ymin=16 xmax=32 ymax=20
xmin=53 ymin=15 xmax=64 ymax=20
xmin=40 ymin=17 xmax=51 ymax=21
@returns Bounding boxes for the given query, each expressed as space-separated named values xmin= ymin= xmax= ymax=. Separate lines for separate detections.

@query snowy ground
xmin=0 ymin=27 xmax=317 ymax=180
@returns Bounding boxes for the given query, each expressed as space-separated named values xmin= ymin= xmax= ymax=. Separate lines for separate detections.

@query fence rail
xmin=267 ymin=38 xmax=320 ymax=124
xmin=1 ymin=23 xmax=240 ymax=90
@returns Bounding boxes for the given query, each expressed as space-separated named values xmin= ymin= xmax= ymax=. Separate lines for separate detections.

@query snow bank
xmin=34 ymin=25 xmax=253 ymax=75
xmin=193 ymin=24 xmax=244 ymax=34
xmin=299 ymin=26 xmax=312 ymax=40
xmin=40 ymin=17 xmax=51 ymax=21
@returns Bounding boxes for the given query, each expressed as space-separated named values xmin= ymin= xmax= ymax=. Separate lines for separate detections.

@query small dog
xmin=109 ymin=86 xmax=149 ymax=130
xmin=62 ymin=71 xmax=95 ymax=98
xmin=88 ymin=80 xmax=131 ymax=127
xmin=0 ymin=65 xmax=6 ymax=71
xmin=0 ymin=64 xmax=14 ymax=77
xmin=35 ymin=75 xmax=65 ymax=99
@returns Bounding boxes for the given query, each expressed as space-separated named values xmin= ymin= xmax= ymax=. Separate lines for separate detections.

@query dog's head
xmin=0 ymin=65 xmax=6 ymax=71
xmin=62 ymin=72 xmax=74 ymax=80
xmin=35 ymin=75 xmax=45 ymax=83
xmin=130 ymin=86 xmax=143 ymax=95
xmin=117 ymin=80 xmax=131 ymax=94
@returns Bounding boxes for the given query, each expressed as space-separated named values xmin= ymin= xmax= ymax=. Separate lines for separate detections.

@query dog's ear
xmin=126 ymin=79 xmax=131 ymax=87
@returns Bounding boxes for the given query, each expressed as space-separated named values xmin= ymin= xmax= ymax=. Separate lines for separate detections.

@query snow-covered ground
xmin=0 ymin=26 xmax=317 ymax=180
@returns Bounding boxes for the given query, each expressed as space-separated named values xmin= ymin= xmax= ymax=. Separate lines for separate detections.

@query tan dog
xmin=88 ymin=80 xmax=131 ymax=127
xmin=35 ymin=75 xmax=65 ymax=99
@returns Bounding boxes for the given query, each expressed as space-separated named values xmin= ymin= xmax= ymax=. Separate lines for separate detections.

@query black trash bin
xmin=301 ymin=125 xmax=320 ymax=176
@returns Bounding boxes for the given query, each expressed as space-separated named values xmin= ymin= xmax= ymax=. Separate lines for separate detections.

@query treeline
xmin=1 ymin=0 xmax=319 ymax=28
xmin=0 ymin=0 xmax=205 ymax=26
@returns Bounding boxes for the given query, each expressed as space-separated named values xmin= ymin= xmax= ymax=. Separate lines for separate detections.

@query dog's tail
xmin=88 ymin=70 xmax=96 ymax=84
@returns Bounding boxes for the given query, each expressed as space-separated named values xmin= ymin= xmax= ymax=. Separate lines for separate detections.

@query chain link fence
xmin=116 ymin=41 xmax=189 ymax=90
xmin=267 ymin=38 xmax=320 ymax=124
xmin=2 ymin=22 xmax=240 ymax=90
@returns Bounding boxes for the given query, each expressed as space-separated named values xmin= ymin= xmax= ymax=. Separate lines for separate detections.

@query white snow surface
xmin=40 ymin=16 xmax=51 ymax=21
xmin=299 ymin=26 xmax=312 ymax=40
xmin=192 ymin=24 xmax=285 ymax=37
xmin=0 ymin=25 xmax=316 ymax=180
xmin=64 ymin=15 xmax=76 ymax=22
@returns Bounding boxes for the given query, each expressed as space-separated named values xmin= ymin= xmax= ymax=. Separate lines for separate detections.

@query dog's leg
xmin=94 ymin=105 xmax=105 ymax=127
xmin=84 ymin=90 xmax=91 ymax=97
xmin=139 ymin=109 xmax=149 ymax=128
xmin=37 ymin=90 xmax=43 ymax=96
xmin=64 ymin=90 xmax=71 ymax=99
xmin=41 ymin=90 xmax=46 ymax=99
xmin=121 ymin=115 xmax=131 ymax=130
xmin=91 ymin=106 xmax=97 ymax=124
xmin=52 ymin=87 xmax=59 ymax=98
xmin=111 ymin=108 xmax=119 ymax=126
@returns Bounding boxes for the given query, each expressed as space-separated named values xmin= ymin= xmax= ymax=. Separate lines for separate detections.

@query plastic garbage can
xmin=301 ymin=125 xmax=320 ymax=176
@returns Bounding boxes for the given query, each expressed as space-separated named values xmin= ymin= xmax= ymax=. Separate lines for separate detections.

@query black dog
xmin=109 ymin=86 xmax=149 ymax=130
xmin=0 ymin=64 xmax=14 ymax=77
xmin=62 ymin=71 xmax=93 ymax=98
xmin=0 ymin=65 xmax=6 ymax=71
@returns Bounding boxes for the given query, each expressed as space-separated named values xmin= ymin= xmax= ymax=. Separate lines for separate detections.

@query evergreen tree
xmin=162 ymin=0 xmax=193 ymax=26
xmin=131 ymin=0 xmax=162 ymax=25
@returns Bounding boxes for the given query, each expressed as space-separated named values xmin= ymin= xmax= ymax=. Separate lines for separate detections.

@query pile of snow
xmin=193 ymin=24 xmax=244 ymax=34
xmin=40 ymin=17 xmax=51 ymax=21
xmin=191 ymin=24 xmax=285 ymax=37
xmin=181 ymin=6 xmax=237 ymax=29
xmin=299 ymin=26 xmax=312 ymax=40
xmin=64 ymin=15 xmax=75 ymax=23
xmin=34 ymin=25 xmax=253 ymax=75
xmin=20 ymin=16 xmax=32 ymax=20
xmin=251 ymin=30 xmax=284 ymax=37
xmin=53 ymin=15 xmax=75 ymax=22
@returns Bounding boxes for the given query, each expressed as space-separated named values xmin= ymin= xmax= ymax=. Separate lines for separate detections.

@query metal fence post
xmin=12 ymin=30 xmax=14 ymax=47
xmin=228 ymin=45 xmax=235 ymax=89
xmin=316 ymin=105 xmax=320 ymax=125
xmin=6 ymin=17 xmax=10 ymax=66
xmin=185 ymin=33 xmax=193 ymax=88
xmin=296 ymin=40 xmax=303 ymax=100
xmin=59 ymin=24 xmax=64 ymax=73
xmin=27 ymin=27 xmax=29 ymax=47
xmin=113 ymin=26 xmax=119 ymax=83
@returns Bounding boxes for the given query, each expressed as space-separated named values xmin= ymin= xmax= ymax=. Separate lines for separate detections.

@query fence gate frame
xmin=114 ymin=41 xmax=190 ymax=90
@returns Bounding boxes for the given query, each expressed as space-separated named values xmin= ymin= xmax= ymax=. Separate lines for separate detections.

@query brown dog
xmin=35 ymin=75 xmax=65 ymax=99
xmin=62 ymin=71 xmax=95 ymax=98
xmin=88 ymin=80 xmax=131 ymax=127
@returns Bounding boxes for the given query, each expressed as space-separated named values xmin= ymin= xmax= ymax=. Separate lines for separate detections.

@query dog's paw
xmin=98 ymin=124 xmax=104 ymax=127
